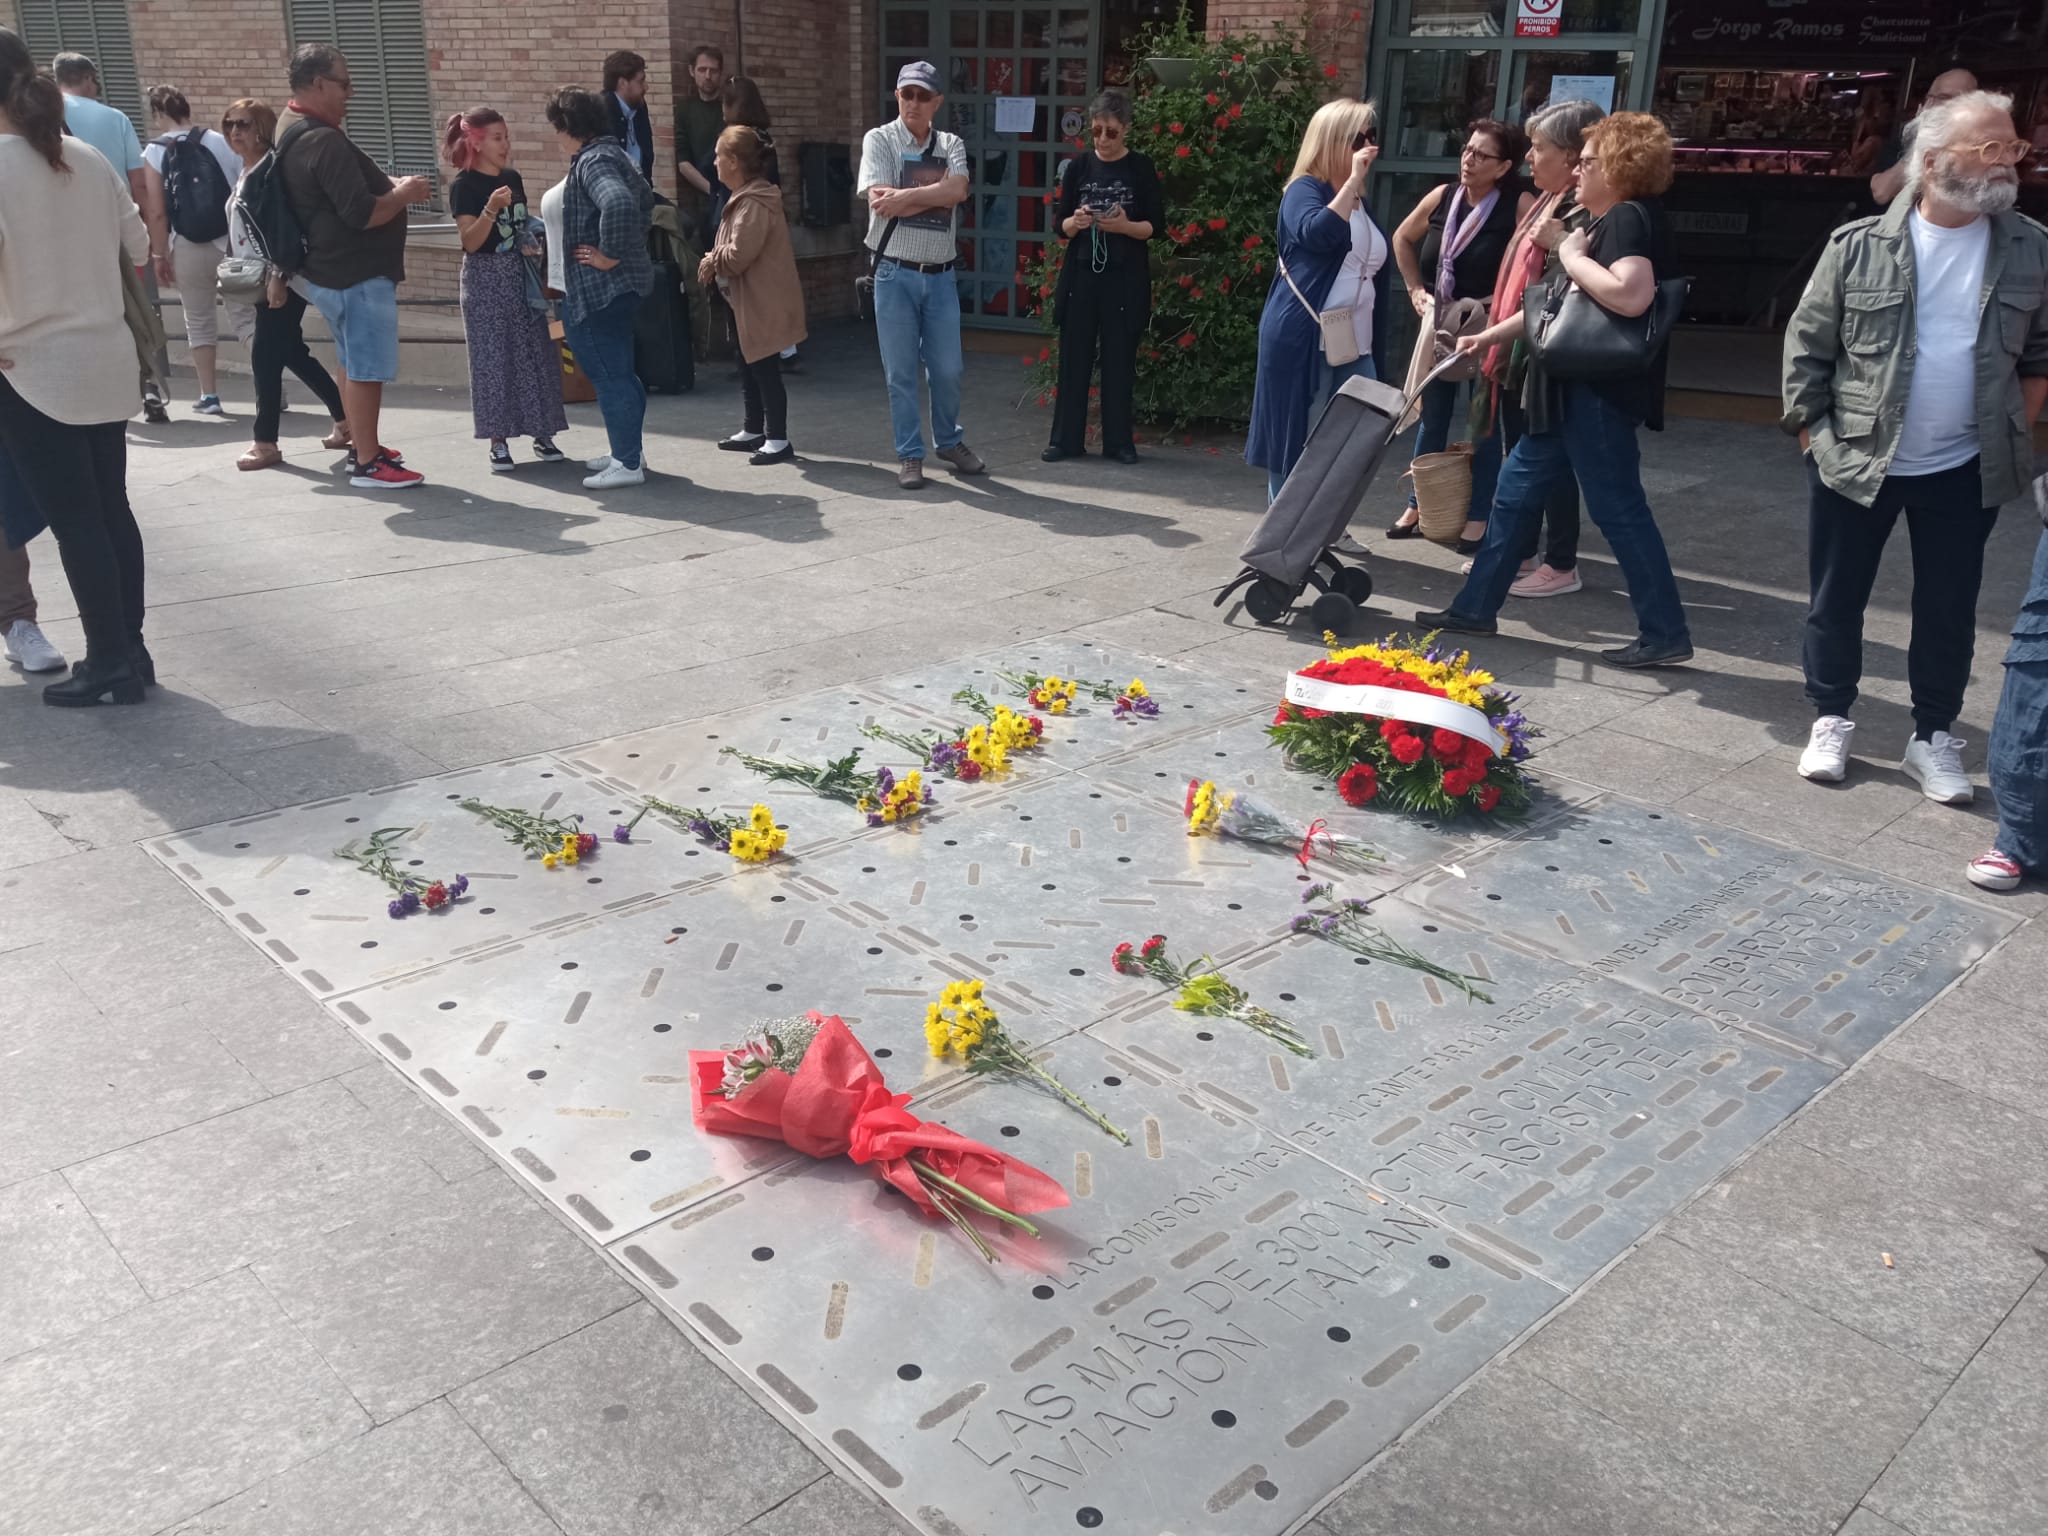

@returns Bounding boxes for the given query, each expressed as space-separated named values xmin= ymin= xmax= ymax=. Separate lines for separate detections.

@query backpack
xmin=159 ymin=127 xmax=232 ymax=244
xmin=233 ymin=118 xmax=314 ymax=275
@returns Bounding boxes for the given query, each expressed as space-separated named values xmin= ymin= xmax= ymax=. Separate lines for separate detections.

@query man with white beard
xmin=1783 ymin=91 xmax=2048 ymax=804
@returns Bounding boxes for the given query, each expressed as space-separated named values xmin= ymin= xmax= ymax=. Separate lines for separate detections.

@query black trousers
xmin=1051 ymin=276 xmax=1140 ymax=455
xmin=1502 ymin=392 xmax=1582 ymax=570
xmin=252 ymin=291 xmax=345 ymax=445
xmin=0 ymin=375 xmax=144 ymax=662
xmin=1803 ymin=454 xmax=2000 ymax=736
xmin=739 ymin=354 xmax=788 ymax=441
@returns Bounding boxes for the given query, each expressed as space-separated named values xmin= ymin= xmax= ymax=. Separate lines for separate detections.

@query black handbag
xmin=1523 ymin=271 xmax=1690 ymax=380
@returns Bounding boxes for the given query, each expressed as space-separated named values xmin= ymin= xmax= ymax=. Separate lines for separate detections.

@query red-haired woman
xmin=447 ymin=107 xmax=565 ymax=472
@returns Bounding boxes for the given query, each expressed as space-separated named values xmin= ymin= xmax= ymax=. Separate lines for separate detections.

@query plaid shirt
xmin=560 ymin=137 xmax=654 ymax=323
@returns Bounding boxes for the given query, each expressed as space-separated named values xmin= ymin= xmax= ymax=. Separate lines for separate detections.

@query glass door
xmin=880 ymin=2 xmax=1102 ymax=325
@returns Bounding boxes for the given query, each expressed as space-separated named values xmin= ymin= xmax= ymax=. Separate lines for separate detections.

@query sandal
xmin=237 ymin=443 xmax=284 ymax=471
xmin=321 ymin=422 xmax=352 ymax=451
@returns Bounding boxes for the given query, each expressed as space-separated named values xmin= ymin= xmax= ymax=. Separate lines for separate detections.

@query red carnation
xmin=1431 ymin=728 xmax=1466 ymax=757
xmin=1176 ymin=144 xmax=1191 ymax=158
xmin=958 ymin=760 xmax=982 ymax=781
xmin=422 ymin=882 xmax=449 ymax=910
xmin=1390 ymin=733 xmax=1425 ymax=765
xmin=1168 ymin=121 xmax=1184 ymax=134
xmin=1462 ymin=737 xmax=1494 ymax=770
xmin=1475 ymin=783 xmax=1502 ymax=813
xmin=1027 ymin=715 xmax=1045 ymax=736
xmin=1442 ymin=768 xmax=1477 ymax=797
xmin=1338 ymin=763 xmax=1379 ymax=806
xmin=1379 ymin=718 xmax=1411 ymax=743
xmin=1141 ymin=934 xmax=1166 ymax=957
xmin=1113 ymin=941 xmax=1138 ymax=974
xmin=576 ymin=832 xmax=598 ymax=856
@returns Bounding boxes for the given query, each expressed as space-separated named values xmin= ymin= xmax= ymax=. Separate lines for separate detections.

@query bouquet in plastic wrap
xmin=1184 ymin=777 xmax=1383 ymax=871
xmin=690 ymin=1011 xmax=1068 ymax=1262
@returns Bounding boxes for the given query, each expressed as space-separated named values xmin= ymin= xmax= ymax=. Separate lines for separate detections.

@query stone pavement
xmin=3 ymin=323 xmax=2044 ymax=1536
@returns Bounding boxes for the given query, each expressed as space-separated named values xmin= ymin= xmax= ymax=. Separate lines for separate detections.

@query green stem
xmin=1023 ymin=1060 xmax=1130 ymax=1145
xmin=914 ymin=1162 xmax=1042 ymax=1238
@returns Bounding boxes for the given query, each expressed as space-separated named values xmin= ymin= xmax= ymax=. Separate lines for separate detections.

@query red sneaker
xmin=1966 ymin=848 xmax=2023 ymax=892
xmin=350 ymin=453 xmax=424 ymax=489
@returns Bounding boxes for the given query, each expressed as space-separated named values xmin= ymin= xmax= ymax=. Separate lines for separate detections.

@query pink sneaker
xmin=1510 ymin=563 xmax=1583 ymax=599
xmin=1966 ymin=848 xmax=2023 ymax=891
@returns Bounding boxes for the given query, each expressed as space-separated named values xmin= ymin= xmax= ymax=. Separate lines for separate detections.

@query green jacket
xmin=1782 ymin=198 xmax=2048 ymax=508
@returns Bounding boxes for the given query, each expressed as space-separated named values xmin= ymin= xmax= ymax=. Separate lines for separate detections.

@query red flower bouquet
xmin=690 ymin=1012 xmax=1068 ymax=1262
xmin=1267 ymin=635 xmax=1539 ymax=818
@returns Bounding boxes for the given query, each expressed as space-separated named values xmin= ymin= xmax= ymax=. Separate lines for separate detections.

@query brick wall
xmin=127 ymin=0 xmax=288 ymax=130
xmin=1205 ymin=1 xmax=1372 ymax=93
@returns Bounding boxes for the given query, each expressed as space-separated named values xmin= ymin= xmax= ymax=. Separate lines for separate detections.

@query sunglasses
xmin=223 ymin=118 xmax=254 ymax=131
xmin=1352 ymin=129 xmax=1379 ymax=150
xmin=899 ymin=87 xmax=936 ymax=103
xmin=1091 ymin=124 xmax=1124 ymax=140
xmin=1461 ymin=143 xmax=1509 ymax=161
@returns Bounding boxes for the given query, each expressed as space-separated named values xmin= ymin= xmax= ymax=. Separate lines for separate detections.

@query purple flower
xmin=400 ymin=889 xmax=421 ymax=913
xmin=387 ymin=898 xmax=406 ymax=919
xmin=451 ymin=874 xmax=470 ymax=897
xmin=1301 ymin=881 xmax=1333 ymax=904
xmin=1289 ymin=914 xmax=1314 ymax=933
xmin=1318 ymin=914 xmax=1342 ymax=935
xmin=1342 ymin=897 xmax=1371 ymax=913
xmin=612 ymin=824 xmax=632 ymax=843
xmin=686 ymin=818 xmax=718 ymax=843
xmin=1135 ymin=696 xmax=1159 ymax=717
xmin=865 ymin=811 xmax=886 ymax=828
xmin=874 ymin=766 xmax=897 ymax=798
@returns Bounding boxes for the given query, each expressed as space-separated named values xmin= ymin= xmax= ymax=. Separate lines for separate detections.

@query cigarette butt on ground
xmin=1881 ymin=1252 xmax=1895 ymax=1269
xmin=664 ymin=935 xmax=679 ymax=944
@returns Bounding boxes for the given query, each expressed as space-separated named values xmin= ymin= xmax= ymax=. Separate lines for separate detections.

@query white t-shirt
xmin=1320 ymin=208 xmax=1387 ymax=357
xmin=1892 ymin=210 xmax=1989 ymax=476
xmin=144 ymin=128 xmax=242 ymax=248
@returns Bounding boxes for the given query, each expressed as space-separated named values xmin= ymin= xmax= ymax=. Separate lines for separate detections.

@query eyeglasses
xmin=899 ymin=87 xmax=936 ymax=104
xmin=223 ymin=118 xmax=253 ymax=132
xmin=1091 ymin=124 xmax=1123 ymax=140
xmin=323 ymin=73 xmax=354 ymax=95
xmin=1462 ymin=143 xmax=1509 ymax=161
xmin=1953 ymin=137 xmax=2032 ymax=164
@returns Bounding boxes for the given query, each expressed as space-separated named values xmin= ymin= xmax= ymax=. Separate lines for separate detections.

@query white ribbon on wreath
xmin=1283 ymin=674 xmax=1510 ymax=758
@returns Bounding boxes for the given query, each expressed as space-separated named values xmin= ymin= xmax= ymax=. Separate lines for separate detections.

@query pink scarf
xmin=1481 ymin=190 xmax=1559 ymax=394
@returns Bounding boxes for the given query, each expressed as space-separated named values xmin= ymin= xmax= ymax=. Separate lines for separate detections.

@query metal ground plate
xmin=613 ymin=1032 xmax=1562 ymax=1536
xmin=1085 ymin=901 xmax=1839 ymax=1288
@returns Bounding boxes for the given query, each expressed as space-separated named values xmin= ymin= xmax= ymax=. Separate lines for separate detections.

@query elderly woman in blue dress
xmin=1245 ymin=98 xmax=1392 ymax=504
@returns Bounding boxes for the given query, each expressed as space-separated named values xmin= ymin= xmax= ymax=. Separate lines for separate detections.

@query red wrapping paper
xmin=689 ymin=1012 xmax=1069 ymax=1221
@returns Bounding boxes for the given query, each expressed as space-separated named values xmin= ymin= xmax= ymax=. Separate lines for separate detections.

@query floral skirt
xmin=459 ymin=250 xmax=568 ymax=441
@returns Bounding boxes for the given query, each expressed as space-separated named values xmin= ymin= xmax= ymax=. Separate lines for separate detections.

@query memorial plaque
xmin=1409 ymin=797 xmax=2015 ymax=1067
xmin=861 ymin=637 xmax=1267 ymax=767
xmin=1087 ymin=901 xmax=1838 ymax=1287
xmin=794 ymin=773 xmax=1302 ymax=1021
xmin=144 ymin=756 xmax=706 ymax=1000
xmin=336 ymin=884 xmax=1049 ymax=1238
xmin=616 ymin=1032 xmax=1561 ymax=1536
xmin=561 ymin=686 xmax=941 ymax=800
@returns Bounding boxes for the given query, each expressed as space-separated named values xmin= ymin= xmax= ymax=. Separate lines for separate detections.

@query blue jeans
xmin=1406 ymin=376 xmax=1501 ymax=526
xmin=873 ymin=259 xmax=964 ymax=462
xmin=1268 ymin=355 xmax=1376 ymax=504
xmin=1447 ymin=383 xmax=1690 ymax=651
xmin=563 ymin=293 xmax=645 ymax=471
xmin=302 ymin=276 xmax=400 ymax=385
xmin=1990 ymin=527 xmax=2048 ymax=871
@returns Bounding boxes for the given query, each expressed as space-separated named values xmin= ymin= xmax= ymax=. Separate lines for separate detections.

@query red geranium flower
xmin=1208 ymin=216 xmax=1228 ymax=230
xmin=1168 ymin=121 xmax=1184 ymax=134
xmin=1389 ymin=733 xmax=1425 ymax=765
xmin=1191 ymin=287 xmax=1203 ymax=299
xmin=1038 ymin=346 xmax=1051 ymax=362
xmin=1475 ymin=783 xmax=1502 ymax=813
xmin=1229 ymin=103 xmax=1244 ymax=119
xmin=1178 ymin=272 xmax=1194 ymax=288
xmin=1338 ymin=763 xmax=1379 ymax=806
xmin=1324 ymin=64 xmax=1340 ymax=78
xmin=1179 ymin=332 xmax=1197 ymax=347
xmin=1215 ymin=115 xmax=1229 ymax=128
xmin=1242 ymin=234 xmax=1263 ymax=249
xmin=1231 ymin=52 xmax=1245 ymax=61
xmin=1205 ymin=92 xmax=1220 ymax=105
xmin=1176 ymin=144 xmax=1191 ymax=158
xmin=1220 ymin=276 xmax=1231 ymax=292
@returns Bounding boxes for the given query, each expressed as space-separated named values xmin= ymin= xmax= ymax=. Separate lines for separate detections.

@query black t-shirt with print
xmin=1054 ymin=150 xmax=1163 ymax=275
xmin=451 ymin=168 xmax=529 ymax=254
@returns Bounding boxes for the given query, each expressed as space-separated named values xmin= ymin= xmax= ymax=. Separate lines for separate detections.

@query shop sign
xmin=1515 ymin=0 xmax=1562 ymax=39
xmin=1663 ymin=0 xmax=1936 ymax=52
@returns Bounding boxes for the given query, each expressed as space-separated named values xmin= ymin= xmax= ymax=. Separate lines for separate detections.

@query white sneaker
xmin=583 ymin=461 xmax=645 ymax=489
xmin=585 ymin=454 xmax=613 ymax=472
xmin=1798 ymin=715 xmax=1854 ymax=782
xmin=3 ymin=618 xmax=66 ymax=673
xmin=1330 ymin=532 xmax=1370 ymax=558
xmin=1902 ymin=730 xmax=1973 ymax=804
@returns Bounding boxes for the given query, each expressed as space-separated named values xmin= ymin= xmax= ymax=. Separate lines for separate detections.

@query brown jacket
xmin=704 ymin=178 xmax=806 ymax=363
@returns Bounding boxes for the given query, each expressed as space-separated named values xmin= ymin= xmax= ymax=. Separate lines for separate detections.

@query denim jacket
xmin=1782 ymin=198 xmax=2048 ymax=508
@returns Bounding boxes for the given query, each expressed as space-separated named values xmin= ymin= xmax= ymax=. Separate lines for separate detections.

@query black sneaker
xmin=1601 ymin=639 xmax=1694 ymax=670
xmin=1414 ymin=608 xmax=1497 ymax=636
xmin=532 ymin=438 xmax=566 ymax=464
xmin=489 ymin=442 xmax=516 ymax=474
xmin=142 ymin=395 xmax=170 ymax=425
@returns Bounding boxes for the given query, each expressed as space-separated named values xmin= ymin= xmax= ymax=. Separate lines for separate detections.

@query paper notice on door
xmin=994 ymin=96 xmax=1037 ymax=134
xmin=1548 ymin=74 xmax=1616 ymax=112
xmin=1514 ymin=0 xmax=1562 ymax=37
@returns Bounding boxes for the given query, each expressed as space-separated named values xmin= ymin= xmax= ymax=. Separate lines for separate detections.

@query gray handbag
xmin=216 ymin=253 xmax=271 ymax=303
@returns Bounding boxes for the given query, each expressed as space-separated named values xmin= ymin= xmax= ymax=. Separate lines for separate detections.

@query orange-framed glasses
xmin=1955 ymin=137 xmax=2032 ymax=165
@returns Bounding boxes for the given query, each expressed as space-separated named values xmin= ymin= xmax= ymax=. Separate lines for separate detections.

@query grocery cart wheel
xmin=1336 ymin=564 xmax=1374 ymax=605
xmin=1309 ymin=591 xmax=1358 ymax=635
xmin=1244 ymin=577 xmax=1294 ymax=625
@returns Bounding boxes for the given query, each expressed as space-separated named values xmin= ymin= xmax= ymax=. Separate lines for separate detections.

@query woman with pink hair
xmin=447 ymin=107 xmax=566 ymax=472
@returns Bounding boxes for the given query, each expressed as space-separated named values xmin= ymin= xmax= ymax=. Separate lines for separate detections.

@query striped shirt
xmin=857 ymin=118 xmax=967 ymax=268
xmin=560 ymin=137 xmax=654 ymax=323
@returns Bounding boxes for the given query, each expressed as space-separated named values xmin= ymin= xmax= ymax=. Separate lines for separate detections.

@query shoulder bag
xmin=1521 ymin=204 xmax=1689 ymax=380
xmin=1278 ymin=253 xmax=1360 ymax=368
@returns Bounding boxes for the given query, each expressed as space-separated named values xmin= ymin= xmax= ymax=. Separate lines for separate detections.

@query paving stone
xmin=1529 ymin=725 xmax=1745 ymax=801
xmin=1846 ymin=831 xmax=2048 ymax=919
xmin=737 ymin=1475 xmax=916 ymax=1536
xmin=18 ymin=760 xmax=276 ymax=846
xmin=216 ymin=733 xmax=448 ymax=805
xmin=0 ymin=787 xmax=76 ymax=871
xmin=0 ymin=982 xmax=265 ymax=1188
xmin=338 ymin=1063 xmax=494 ymax=1184
xmin=1788 ymin=1059 xmax=2048 ymax=1236
xmin=0 ymin=1172 xmax=146 ymax=1362
xmin=1884 ymin=977 xmax=2048 ymax=1122
xmin=0 ymin=1269 xmax=364 ymax=1536
xmin=1866 ymin=1281 xmax=2048 ymax=1536
xmin=65 ymin=1076 xmax=473 ymax=1297
xmin=1661 ymin=1139 xmax=2044 ymax=1374
xmin=1512 ymin=1237 xmax=1945 ymax=1533
xmin=1317 ymin=1356 xmax=1803 ymax=1536
xmin=255 ymin=1173 xmax=631 ymax=1421
xmin=451 ymin=1302 xmax=824 ymax=1536
xmin=1679 ymin=754 xmax=1927 ymax=849
xmin=1957 ymin=922 xmax=2048 ymax=1005
xmin=1835 ymin=1511 xmax=1915 ymax=1536
xmin=389 ymin=701 xmax=588 ymax=769
xmin=164 ymin=965 xmax=372 ymax=1095
xmin=155 ymin=1400 xmax=562 ymax=1536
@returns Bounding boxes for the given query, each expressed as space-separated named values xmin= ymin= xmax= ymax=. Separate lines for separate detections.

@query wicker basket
xmin=1408 ymin=443 xmax=1474 ymax=547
